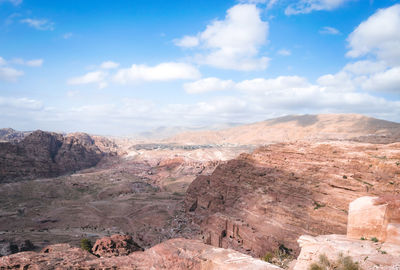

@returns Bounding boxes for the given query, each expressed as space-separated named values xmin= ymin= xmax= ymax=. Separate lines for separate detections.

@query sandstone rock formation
xmin=295 ymin=234 xmax=400 ymax=270
xmin=347 ymin=195 xmax=400 ymax=244
xmin=91 ymin=234 xmax=143 ymax=257
xmin=0 ymin=128 xmax=30 ymax=142
xmin=185 ymin=141 xmax=400 ymax=257
xmin=0 ymin=130 xmax=108 ymax=182
xmin=295 ymin=195 xmax=400 ymax=269
xmin=0 ymin=238 xmax=281 ymax=269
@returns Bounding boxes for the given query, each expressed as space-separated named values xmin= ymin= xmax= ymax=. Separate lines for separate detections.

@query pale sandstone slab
xmin=386 ymin=223 xmax=400 ymax=245
xmin=347 ymin=196 xmax=389 ymax=241
xmin=294 ymin=234 xmax=400 ymax=270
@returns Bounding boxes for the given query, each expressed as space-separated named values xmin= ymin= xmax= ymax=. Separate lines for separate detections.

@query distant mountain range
xmin=165 ymin=114 xmax=400 ymax=145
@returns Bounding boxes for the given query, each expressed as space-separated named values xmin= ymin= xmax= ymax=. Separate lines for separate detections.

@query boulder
xmin=91 ymin=234 xmax=143 ymax=257
xmin=347 ymin=196 xmax=400 ymax=244
xmin=347 ymin=196 xmax=388 ymax=241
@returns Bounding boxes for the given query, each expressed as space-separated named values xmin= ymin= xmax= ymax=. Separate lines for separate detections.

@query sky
xmin=0 ymin=0 xmax=400 ymax=135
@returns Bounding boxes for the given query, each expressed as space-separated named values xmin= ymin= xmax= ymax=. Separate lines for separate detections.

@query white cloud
xmin=174 ymin=36 xmax=199 ymax=48
xmin=63 ymin=32 xmax=73 ymax=39
xmin=236 ymin=76 xmax=309 ymax=93
xmin=184 ymin=77 xmax=235 ymax=94
xmin=114 ymin=62 xmax=200 ymax=84
xmin=342 ymin=60 xmax=386 ymax=75
xmin=319 ymin=26 xmax=340 ymax=35
xmin=175 ymin=4 xmax=269 ymax=71
xmin=0 ymin=96 xmax=43 ymax=110
xmin=2 ymin=57 xmax=43 ymax=67
xmin=25 ymin=59 xmax=43 ymax=67
xmin=347 ymin=4 xmax=400 ymax=65
xmin=361 ymin=66 xmax=400 ymax=92
xmin=66 ymin=90 xmax=80 ymax=98
xmin=0 ymin=67 xmax=24 ymax=82
xmin=285 ymin=0 xmax=352 ymax=15
xmin=0 ymin=57 xmax=6 ymax=66
xmin=67 ymin=71 xmax=108 ymax=89
xmin=0 ymin=0 xmax=22 ymax=5
xmin=100 ymin=61 xmax=120 ymax=69
xmin=20 ymin=18 xmax=54 ymax=31
xmin=317 ymin=71 xmax=356 ymax=92
xmin=278 ymin=49 xmax=291 ymax=56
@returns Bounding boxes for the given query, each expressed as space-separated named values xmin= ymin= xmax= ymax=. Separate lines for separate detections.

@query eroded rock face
xmin=347 ymin=195 xmax=400 ymax=244
xmin=92 ymin=234 xmax=143 ymax=257
xmin=294 ymin=234 xmax=400 ymax=270
xmin=0 ymin=130 xmax=107 ymax=182
xmin=0 ymin=238 xmax=281 ymax=269
xmin=0 ymin=128 xmax=30 ymax=143
xmin=185 ymin=142 xmax=400 ymax=257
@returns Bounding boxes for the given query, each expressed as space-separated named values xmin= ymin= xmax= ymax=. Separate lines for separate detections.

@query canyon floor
xmin=0 ymin=140 xmax=253 ymax=252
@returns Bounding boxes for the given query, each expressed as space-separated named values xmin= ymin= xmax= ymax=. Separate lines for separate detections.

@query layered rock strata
xmin=0 ymin=130 xmax=109 ymax=182
xmin=185 ymin=142 xmax=400 ymax=257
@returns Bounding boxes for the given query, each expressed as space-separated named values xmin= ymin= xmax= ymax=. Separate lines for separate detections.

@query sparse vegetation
xmin=309 ymin=253 xmax=362 ymax=270
xmin=343 ymin=175 xmax=348 ymax=179
xmin=262 ymin=244 xmax=293 ymax=269
xmin=314 ymin=201 xmax=326 ymax=210
xmin=360 ymin=237 xmax=366 ymax=240
xmin=80 ymin=238 xmax=92 ymax=253
xmin=371 ymin=237 xmax=378 ymax=243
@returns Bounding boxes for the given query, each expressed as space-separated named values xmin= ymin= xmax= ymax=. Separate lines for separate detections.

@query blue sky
xmin=0 ymin=0 xmax=400 ymax=135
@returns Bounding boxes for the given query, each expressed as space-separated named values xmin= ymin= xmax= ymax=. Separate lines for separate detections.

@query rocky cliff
xmin=185 ymin=141 xmax=400 ymax=257
xmin=0 ymin=130 xmax=111 ymax=182
xmin=0 ymin=128 xmax=30 ymax=143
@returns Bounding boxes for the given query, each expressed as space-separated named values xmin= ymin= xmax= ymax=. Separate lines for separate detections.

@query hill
xmin=166 ymin=114 xmax=400 ymax=145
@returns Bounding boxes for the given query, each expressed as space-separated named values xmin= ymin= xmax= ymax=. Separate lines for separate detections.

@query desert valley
xmin=0 ymin=114 xmax=399 ymax=269
xmin=1 ymin=0 xmax=400 ymax=269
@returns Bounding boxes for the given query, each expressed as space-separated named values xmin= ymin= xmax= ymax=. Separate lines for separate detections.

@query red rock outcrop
xmin=295 ymin=195 xmax=400 ymax=269
xmin=91 ymin=234 xmax=143 ymax=257
xmin=0 ymin=130 xmax=107 ymax=182
xmin=185 ymin=141 xmax=400 ymax=257
xmin=347 ymin=195 xmax=400 ymax=244
xmin=0 ymin=238 xmax=281 ymax=269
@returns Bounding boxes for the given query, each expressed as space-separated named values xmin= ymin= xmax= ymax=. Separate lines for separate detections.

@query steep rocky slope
xmin=185 ymin=141 xmax=400 ymax=257
xmin=0 ymin=130 xmax=111 ymax=182
xmin=0 ymin=238 xmax=280 ymax=269
xmin=168 ymin=114 xmax=400 ymax=145
xmin=0 ymin=128 xmax=30 ymax=142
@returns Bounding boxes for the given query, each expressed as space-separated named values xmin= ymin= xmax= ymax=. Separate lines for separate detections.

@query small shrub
xmin=308 ymin=253 xmax=362 ymax=270
xmin=371 ymin=237 xmax=379 ymax=243
xmin=262 ymin=252 xmax=274 ymax=263
xmin=80 ymin=238 xmax=92 ymax=253
xmin=360 ymin=237 xmax=366 ymax=240
xmin=309 ymin=263 xmax=324 ymax=270
xmin=262 ymin=244 xmax=293 ymax=268
xmin=314 ymin=201 xmax=326 ymax=210
xmin=343 ymin=175 xmax=348 ymax=179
